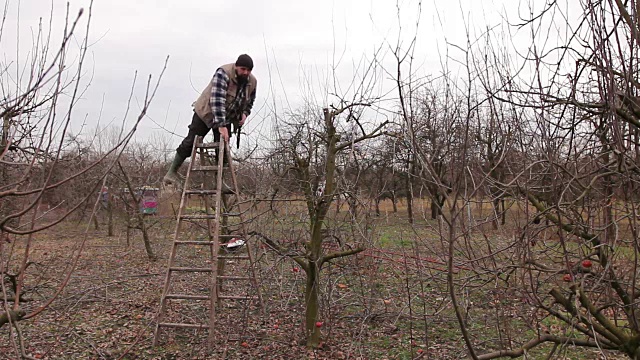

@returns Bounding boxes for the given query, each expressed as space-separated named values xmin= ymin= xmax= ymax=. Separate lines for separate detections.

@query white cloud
xmin=3 ymin=0 xmax=538 ymax=150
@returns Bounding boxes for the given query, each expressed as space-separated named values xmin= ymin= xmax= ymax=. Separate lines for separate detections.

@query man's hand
xmin=218 ymin=126 xmax=229 ymax=143
xmin=239 ymin=113 xmax=247 ymax=126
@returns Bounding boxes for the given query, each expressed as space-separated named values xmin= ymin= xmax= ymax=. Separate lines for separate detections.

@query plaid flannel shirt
xmin=209 ymin=68 xmax=255 ymax=128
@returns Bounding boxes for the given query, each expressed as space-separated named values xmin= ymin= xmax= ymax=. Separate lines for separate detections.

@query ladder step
xmin=181 ymin=214 xmax=216 ymax=220
xmin=217 ymin=276 xmax=252 ymax=280
xmin=218 ymin=255 xmax=250 ymax=260
xmin=219 ymin=234 xmax=244 ymax=239
xmin=191 ymin=165 xmax=219 ymax=171
xmin=174 ymin=241 xmax=214 ymax=245
xmin=169 ymin=266 xmax=213 ymax=272
xmin=196 ymin=142 xmax=221 ymax=149
xmin=158 ymin=322 xmax=209 ymax=329
xmin=218 ymin=295 xmax=259 ymax=301
xmin=185 ymin=189 xmax=219 ymax=195
xmin=221 ymin=212 xmax=242 ymax=217
xmin=165 ymin=294 xmax=210 ymax=300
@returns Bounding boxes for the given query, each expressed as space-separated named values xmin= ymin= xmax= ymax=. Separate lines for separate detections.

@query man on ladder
xmin=154 ymin=54 xmax=262 ymax=347
xmin=163 ymin=54 xmax=257 ymax=187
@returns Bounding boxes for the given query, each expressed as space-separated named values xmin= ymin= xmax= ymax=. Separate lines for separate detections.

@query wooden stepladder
xmin=153 ymin=136 xmax=262 ymax=347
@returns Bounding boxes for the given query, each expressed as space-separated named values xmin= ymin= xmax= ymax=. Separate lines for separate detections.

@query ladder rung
xmin=219 ymin=234 xmax=244 ymax=239
xmin=169 ymin=267 xmax=213 ymax=272
xmin=165 ymin=294 xmax=210 ymax=300
xmin=196 ymin=142 xmax=221 ymax=149
xmin=191 ymin=165 xmax=219 ymax=171
xmin=174 ymin=241 xmax=214 ymax=245
xmin=218 ymin=295 xmax=259 ymax=301
xmin=158 ymin=322 xmax=209 ymax=329
xmin=181 ymin=214 xmax=216 ymax=220
xmin=221 ymin=212 xmax=241 ymax=217
xmin=218 ymin=255 xmax=250 ymax=260
xmin=185 ymin=189 xmax=218 ymax=195
xmin=217 ymin=276 xmax=252 ymax=280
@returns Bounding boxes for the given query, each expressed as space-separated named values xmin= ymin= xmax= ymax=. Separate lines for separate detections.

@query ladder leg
xmin=224 ymin=142 xmax=264 ymax=309
xmin=207 ymin=139 xmax=225 ymax=347
xmin=154 ymin=136 xmax=202 ymax=346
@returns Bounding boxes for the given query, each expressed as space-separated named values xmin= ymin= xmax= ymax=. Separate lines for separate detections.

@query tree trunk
xmin=138 ymin=216 xmax=155 ymax=260
xmin=599 ymin=132 xmax=614 ymax=244
xmin=406 ymin=174 xmax=414 ymax=224
xmin=107 ymin=196 xmax=114 ymax=237
xmin=126 ymin=218 xmax=131 ymax=248
xmin=391 ymin=191 xmax=398 ymax=213
xmin=431 ymin=198 xmax=440 ymax=219
xmin=348 ymin=195 xmax=357 ymax=219
xmin=302 ymin=108 xmax=335 ymax=347
xmin=304 ymin=264 xmax=320 ymax=347
xmin=431 ymin=193 xmax=445 ymax=219
xmin=492 ymin=197 xmax=500 ymax=230
xmin=1 ymin=114 xmax=8 ymax=149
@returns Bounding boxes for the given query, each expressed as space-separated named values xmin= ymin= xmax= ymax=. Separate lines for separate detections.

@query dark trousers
xmin=176 ymin=112 xmax=232 ymax=158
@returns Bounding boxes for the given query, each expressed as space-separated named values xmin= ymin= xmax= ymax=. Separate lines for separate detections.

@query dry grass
xmin=0 ymin=198 xmax=631 ymax=359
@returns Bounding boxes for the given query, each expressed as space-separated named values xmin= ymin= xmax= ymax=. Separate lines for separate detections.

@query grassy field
xmin=0 ymin=196 xmax=632 ymax=359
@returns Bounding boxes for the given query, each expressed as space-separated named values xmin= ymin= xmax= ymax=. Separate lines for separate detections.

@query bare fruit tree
xmin=257 ymin=50 xmax=388 ymax=346
xmin=385 ymin=0 xmax=640 ymax=357
xmin=439 ymin=0 xmax=640 ymax=358
xmin=452 ymin=0 xmax=640 ymax=358
xmin=0 ymin=2 xmax=167 ymax=356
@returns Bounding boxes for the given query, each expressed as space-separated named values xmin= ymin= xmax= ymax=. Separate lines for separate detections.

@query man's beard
xmin=236 ymin=72 xmax=248 ymax=84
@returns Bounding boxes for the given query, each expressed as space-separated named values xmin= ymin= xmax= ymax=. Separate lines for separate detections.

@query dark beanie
xmin=235 ymin=54 xmax=253 ymax=70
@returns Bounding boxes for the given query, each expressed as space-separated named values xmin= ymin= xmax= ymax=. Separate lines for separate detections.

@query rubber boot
xmin=163 ymin=152 xmax=187 ymax=186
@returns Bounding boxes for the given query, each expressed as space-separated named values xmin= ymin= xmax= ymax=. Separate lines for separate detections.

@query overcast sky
xmin=4 ymin=0 xmax=538 ymax=151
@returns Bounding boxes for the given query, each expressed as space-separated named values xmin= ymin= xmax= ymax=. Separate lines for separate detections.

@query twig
xmin=70 ymin=330 xmax=108 ymax=360
xmin=15 ymin=322 xmax=37 ymax=360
